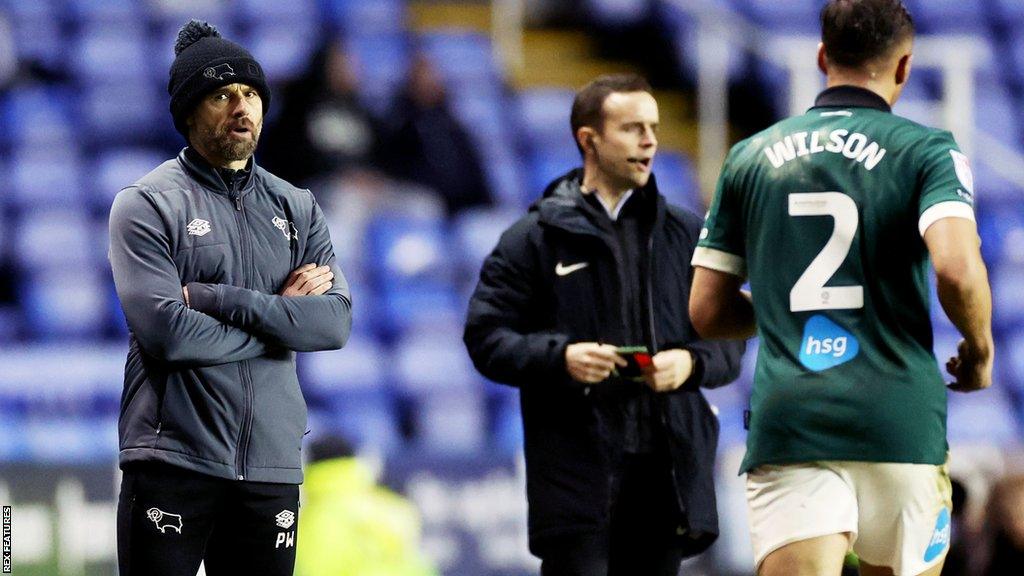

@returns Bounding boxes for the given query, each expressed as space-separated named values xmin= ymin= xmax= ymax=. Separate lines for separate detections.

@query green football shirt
xmin=694 ymin=87 xmax=976 ymax=473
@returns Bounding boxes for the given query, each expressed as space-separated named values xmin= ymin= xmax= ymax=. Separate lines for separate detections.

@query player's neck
xmin=581 ymin=167 xmax=630 ymax=209
xmin=825 ymin=75 xmax=897 ymax=106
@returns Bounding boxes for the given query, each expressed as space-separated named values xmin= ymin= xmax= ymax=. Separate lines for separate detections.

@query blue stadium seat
xmin=1005 ymin=29 xmax=1024 ymax=86
xmin=0 ymin=87 xmax=76 ymax=148
xmin=366 ymin=214 xmax=461 ymax=335
xmin=654 ymin=151 xmax=705 ymax=214
xmin=66 ymin=0 xmax=137 ymax=22
xmin=93 ymin=148 xmax=168 ymax=208
xmin=345 ymin=33 xmax=410 ymax=116
xmin=146 ymin=0 xmax=231 ymax=24
xmin=491 ymin=389 xmax=524 ymax=455
xmin=0 ymin=0 xmax=60 ymax=19
xmin=990 ymin=265 xmax=1024 ymax=330
xmin=452 ymin=205 xmax=521 ymax=274
xmin=7 ymin=15 xmax=65 ymax=73
xmin=300 ymin=337 xmax=401 ymax=452
xmin=0 ymin=307 xmax=20 ymax=344
xmin=391 ymin=327 xmax=485 ymax=453
xmin=993 ymin=0 xmax=1024 ymax=25
xmin=517 ymin=89 xmax=578 ymax=154
xmin=582 ymin=0 xmax=652 ymax=28
xmin=525 ymin=147 xmax=580 ymax=199
xmin=973 ymin=81 xmax=1020 ymax=143
xmin=999 ymin=328 xmax=1024 ymax=394
xmin=733 ymin=0 xmax=820 ymax=33
xmin=10 ymin=148 xmax=85 ymax=208
xmin=420 ymin=31 xmax=500 ymax=89
xmin=975 ymin=198 xmax=1024 ymax=267
xmin=20 ymin=269 xmax=109 ymax=340
xmin=69 ymin=22 xmax=148 ymax=83
xmin=244 ymin=22 xmax=319 ymax=84
xmin=301 ymin=336 xmax=387 ymax=396
xmin=0 ymin=344 xmax=125 ymax=418
xmin=904 ymin=0 xmax=989 ymax=33
xmin=14 ymin=211 xmax=94 ymax=270
xmin=668 ymin=14 xmax=748 ymax=85
xmin=391 ymin=328 xmax=477 ymax=395
xmin=24 ymin=417 xmax=118 ymax=463
xmin=236 ymin=0 xmax=317 ymax=22
xmin=449 ymin=88 xmax=510 ymax=146
xmin=417 ymin=389 xmax=487 ymax=455
xmin=947 ymin=388 xmax=1020 ymax=445
xmin=367 ymin=214 xmax=455 ymax=289
xmin=483 ymin=150 xmax=530 ymax=209
xmin=81 ymin=82 xmax=163 ymax=145
xmin=322 ymin=0 xmax=406 ymax=36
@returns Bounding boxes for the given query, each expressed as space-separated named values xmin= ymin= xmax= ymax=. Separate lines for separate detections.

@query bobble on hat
xmin=174 ymin=20 xmax=221 ymax=56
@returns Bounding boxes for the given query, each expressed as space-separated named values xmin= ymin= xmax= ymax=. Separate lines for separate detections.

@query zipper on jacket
xmin=644 ymin=232 xmax=658 ymax=353
xmin=229 ymin=178 xmax=255 ymax=481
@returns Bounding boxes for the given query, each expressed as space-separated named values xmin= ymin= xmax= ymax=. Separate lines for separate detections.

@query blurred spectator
xmin=261 ymin=38 xmax=384 ymax=187
xmin=381 ymin=53 xmax=492 ymax=215
xmin=979 ymin=475 xmax=1024 ymax=575
xmin=295 ymin=436 xmax=437 ymax=576
xmin=0 ymin=13 xmax=14 ymax=90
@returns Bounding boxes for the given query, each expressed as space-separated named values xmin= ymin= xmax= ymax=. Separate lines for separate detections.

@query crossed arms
xmin=109 ymin=188 xmax=352 ymax=367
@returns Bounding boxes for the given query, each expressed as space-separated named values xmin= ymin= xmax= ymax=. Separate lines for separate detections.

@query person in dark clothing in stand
xmin=260 ymin=38 xmax=384 ymax=187
xmin=463 ymin=73 xmax=745 ymax=576
xmin=108 ymin=20 xmax=352 ymax=576
xmin=381 ymin=53 xmax=491 ymax=215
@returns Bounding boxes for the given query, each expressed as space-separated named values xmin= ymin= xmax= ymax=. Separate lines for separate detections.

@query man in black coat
xmin=464 ymin=74 xmax=746 ymax=576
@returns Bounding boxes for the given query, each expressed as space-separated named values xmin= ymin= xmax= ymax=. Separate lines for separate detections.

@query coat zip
xmin=230 ymin=179 xmax=255 ymax=481
xmin=646 ymin=228 xmax=689 ymax=521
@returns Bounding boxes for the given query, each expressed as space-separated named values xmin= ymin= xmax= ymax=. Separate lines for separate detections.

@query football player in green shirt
xmin=689 ymin=1 xmax=994 ymax=575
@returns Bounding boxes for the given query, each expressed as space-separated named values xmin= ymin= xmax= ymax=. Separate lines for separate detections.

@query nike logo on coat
xmin=555 ymin=262 xmax=589 ymax=276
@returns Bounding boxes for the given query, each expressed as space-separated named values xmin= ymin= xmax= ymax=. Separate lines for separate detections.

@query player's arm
xmin=185 ymin=198 xmax=352 ymax=352
xmin=464 ymin=219 xmax=584 ymax=388
xmin=108 ymin=187 xmax=270 ymax=366
xmin=924 ymin=217 xmax=993 ymax=391
xmin=690 ymin=267 xmax=756 ymax=340
xmin=690 ymin=144 xmax=756 ymax=341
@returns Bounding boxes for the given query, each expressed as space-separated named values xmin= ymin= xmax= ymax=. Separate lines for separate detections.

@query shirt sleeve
xmin=108 ymin=186 xmax=270 ymax=365
xmin=916 ymin=130 xmax=976 ymax=237
xmin=692 ymin=145 xmax=747 ymax=277
xmin=186 ymin=194 xmax=352 ymax=352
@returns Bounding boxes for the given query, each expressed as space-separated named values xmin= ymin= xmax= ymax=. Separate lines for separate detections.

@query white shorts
xmin=746 ymin=459 xmax=953 ymax=575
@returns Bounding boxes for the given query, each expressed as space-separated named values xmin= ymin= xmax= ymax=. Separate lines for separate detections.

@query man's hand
xmin=946 ymin=338 xmax=993 ymax=393
xmin=642 ymin=349 xmax=694 ymax=393
xmin=566 ymin=343 xmax=627 ymax=384
xmin=279 ymin=263 xmax=334 ymax=297
xmin=183 ymin=285 xmax=190 ymax=307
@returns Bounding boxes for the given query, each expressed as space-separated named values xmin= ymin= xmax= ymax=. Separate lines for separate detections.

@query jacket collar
xmin=179 ymin=147 xmax=257 ymax=196
xmin=810 ymin=85 xmax=892 ymax=113
xmin=534 ymin=168 xmax=666 ymax=237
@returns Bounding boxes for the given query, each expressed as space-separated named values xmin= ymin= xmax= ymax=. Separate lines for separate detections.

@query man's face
xmin=188 ymin=83 xmax=263 ymax=168
xmin=590 ymin=91 xmax=659 ymax=189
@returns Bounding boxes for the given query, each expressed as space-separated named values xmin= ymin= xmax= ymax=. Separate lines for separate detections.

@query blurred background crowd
xmin=0 ymin=0 xmax=1023 ymax=574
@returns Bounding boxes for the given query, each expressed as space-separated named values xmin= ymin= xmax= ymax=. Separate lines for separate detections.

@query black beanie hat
xmin=168 ymin=20 xmax=271 ymax=139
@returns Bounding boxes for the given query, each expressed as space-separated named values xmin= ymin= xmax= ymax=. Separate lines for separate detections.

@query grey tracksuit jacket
xmin=108 ymin=148 xmax=352 ymax=484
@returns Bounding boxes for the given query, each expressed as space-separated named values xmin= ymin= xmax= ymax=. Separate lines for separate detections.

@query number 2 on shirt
xmin=788 ymin=192 xmax=864 ymax=312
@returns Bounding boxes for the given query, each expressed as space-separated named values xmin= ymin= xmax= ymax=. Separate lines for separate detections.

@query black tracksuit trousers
xmin=117 ymin=461 xmax=299 ymax=576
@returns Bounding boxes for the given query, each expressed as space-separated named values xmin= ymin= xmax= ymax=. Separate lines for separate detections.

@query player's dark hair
xmin=570 ymin=73 xmax=652 ymax=155
xmin=821 ymin=0 xmax=915 ymax=68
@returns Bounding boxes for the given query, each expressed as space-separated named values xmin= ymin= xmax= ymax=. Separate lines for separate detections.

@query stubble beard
xmin=196 ymin=122 xmax=261 ymax=164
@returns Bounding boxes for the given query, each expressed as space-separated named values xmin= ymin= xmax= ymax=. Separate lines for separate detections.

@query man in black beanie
xmin=108 ymin=20 xmax=352 ymax=576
